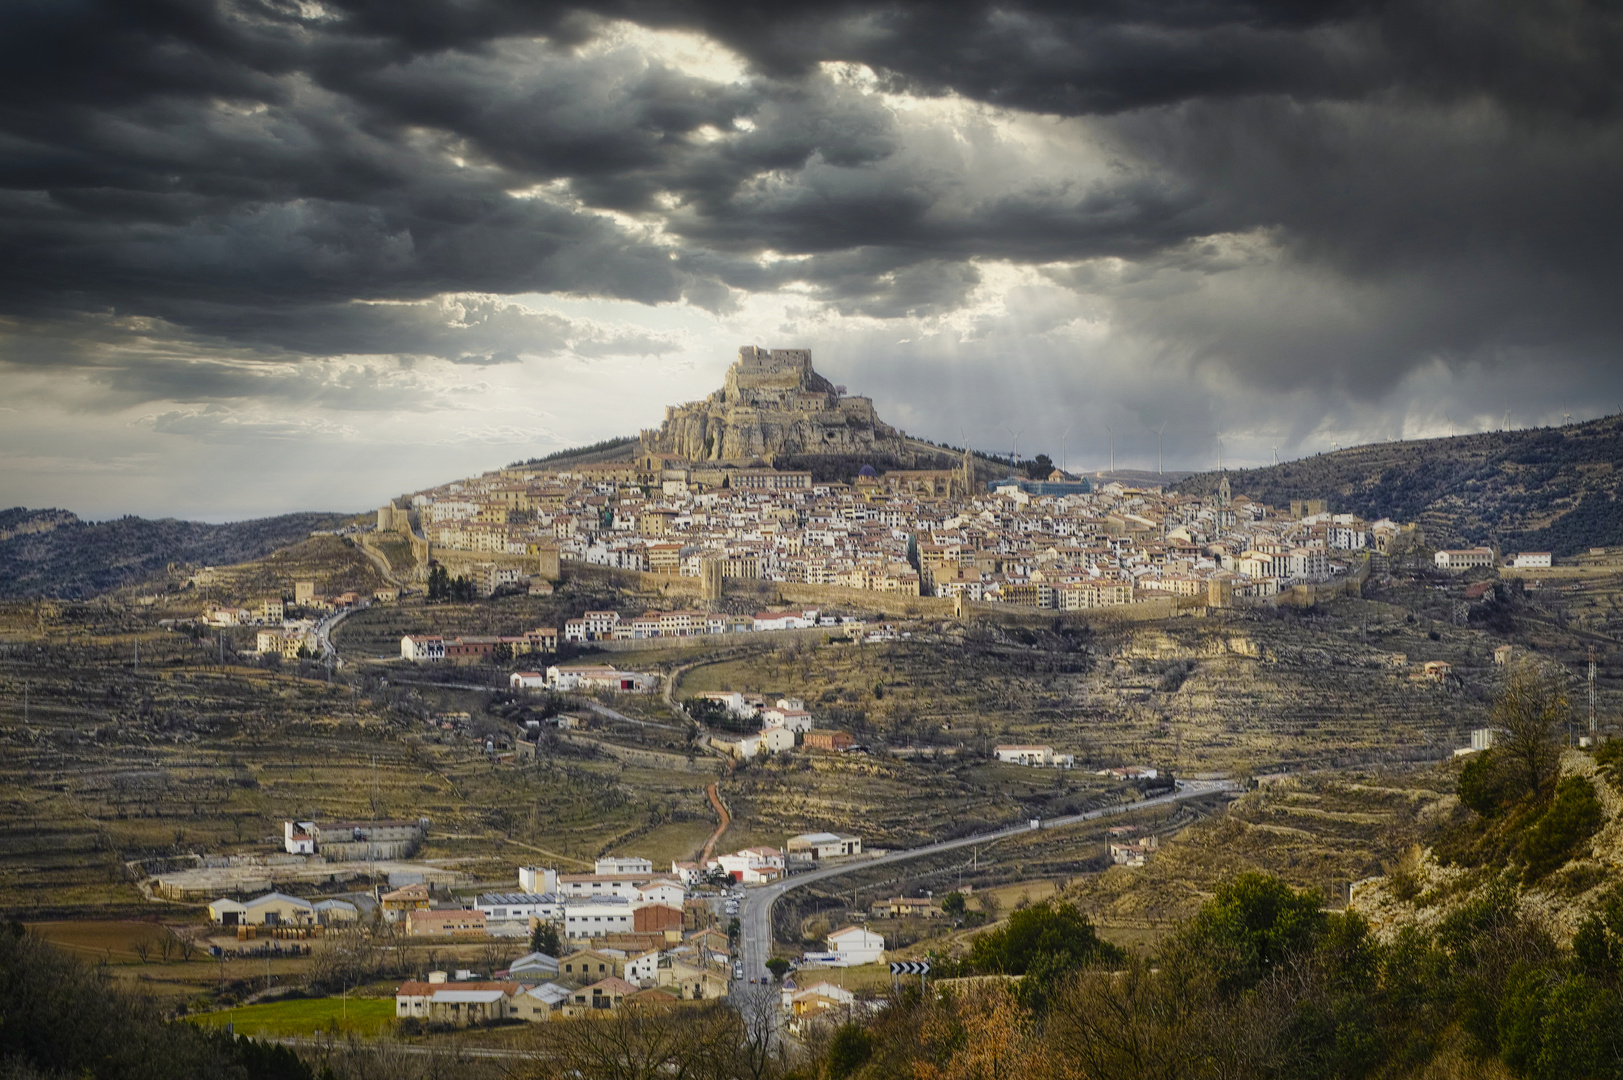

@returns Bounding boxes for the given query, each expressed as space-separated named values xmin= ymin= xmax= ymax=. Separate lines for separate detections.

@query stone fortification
xmin=640 ymin=346 xmax=914 ymax=463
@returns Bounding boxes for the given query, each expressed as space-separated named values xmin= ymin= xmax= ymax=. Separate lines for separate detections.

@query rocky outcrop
xmin=640 ymin=346 xmax=916 ymax=464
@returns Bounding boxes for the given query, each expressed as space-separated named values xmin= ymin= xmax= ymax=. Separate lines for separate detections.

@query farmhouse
xmin=395 ymin=977 xmax=520 ymax=1025
xmin=824 ymin=925 xmax=885 ymax=966
xmin=802 ymin=730 xmax=855 ymax=752
xmin=995 ymin=744 xmax=1075 ymax=768
xmin=563 ymin=977 xmax=638 ymax=1017
xmin=282 ymin=818 xmax=427 ymax=860
xmin=545 ymin=663 xmax=658 ymax=693
xmin=786 ymin=832 xmax=863 ymax=860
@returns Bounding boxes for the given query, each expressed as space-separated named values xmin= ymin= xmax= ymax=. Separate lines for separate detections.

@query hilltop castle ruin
xmin=639 ymin=346 xmax=914 ymax=464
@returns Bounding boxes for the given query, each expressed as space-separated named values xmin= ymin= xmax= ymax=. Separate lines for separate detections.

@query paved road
xmin=314 ymin=603 xmax=361 ymax=668
xmin=733 ymin=778 xmax=1236 ymax=989
xmin=581 ymin=699 xmax=680 ymax=731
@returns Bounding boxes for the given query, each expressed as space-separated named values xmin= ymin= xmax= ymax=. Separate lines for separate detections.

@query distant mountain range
xmin=1177 ymin=415 xmax=1623 ymax=555
xmin=0 ymin=508 xmax=356 ymax=600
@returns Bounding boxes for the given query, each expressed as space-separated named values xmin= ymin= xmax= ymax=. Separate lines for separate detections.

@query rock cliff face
xmin=640 ymin=346 xmax=916 ymax=464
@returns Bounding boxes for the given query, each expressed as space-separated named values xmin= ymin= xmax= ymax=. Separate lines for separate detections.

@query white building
xmin=634 ymin=880 xmax=686 ymax=908
xmin=823 ymin=925 xmax=885 ymax=967
xmin=1099 ymin=765 xmax=1160 ymax=781
xmin=595 ymin=855 xmax=653 ymax=876
xmin=545 ymin=664 xmax=657 ymax=693
xmin=1286 ymin=547 xmax=1330 ymax=581
xmin=762 ymin=704 xmax=814 ymax=733
xmin=995 ymin=745 xmax=1075 ymax=768
xmin=401 ymin=634 xmax=446 ymax=661
xmin=558 ymin=873 xmax=652 ymax=899
xmin=283 ymin=820 xmax=315 ymax=854
xmin=519 ymin=866 xmax=559 ymax=894
xmin=715 ymin=846 xmax=785 ymax=884
xmin=564 ymin=897 xmax=634 ymax=939
xmin=786 ymin=832 xmax=864 ymax=860
xmin=1435 ymin=547 xmax=1495 ymax=571
xmin=1512 ymin=551 xmax=1552 ymax=569
xmin=625 ymin=948 xmax=661 ymax=986
xmin=752 ymin=609 xmax=818 ymax=632
xmin=476 ymin=892 xmax=564 ymax=928
xmin=510 ymin=671 xmax=547 ymax=689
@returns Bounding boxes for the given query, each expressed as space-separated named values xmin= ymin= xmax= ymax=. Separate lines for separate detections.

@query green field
xmin=193 ymin=996 xmax=396 ymax=1038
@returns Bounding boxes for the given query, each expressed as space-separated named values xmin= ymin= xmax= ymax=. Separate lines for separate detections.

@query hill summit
xmin=639 ymin=346 xmax=915 ymax=465
xmin=1178 ymin=414 xmax=1623 ymax=555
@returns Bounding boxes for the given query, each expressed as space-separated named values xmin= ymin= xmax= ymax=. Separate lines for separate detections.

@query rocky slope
xmin=1178 ymin=414 xmax=1623 ymax=553
xmin=640 ymin=345 xmax=920 ymax=466
xmin=0 ymin=507 xmax=354 ymax=599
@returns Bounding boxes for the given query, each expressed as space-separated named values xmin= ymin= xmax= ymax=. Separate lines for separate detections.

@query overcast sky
xmin=3 ymin=1 xmax=1621 ymax=520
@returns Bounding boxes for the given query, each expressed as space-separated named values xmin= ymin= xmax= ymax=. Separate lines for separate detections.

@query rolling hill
xmin=1177 ymin=415 xmax=1623 ymax=555
xmin=0 ymin=507 xmax=357 ymax=600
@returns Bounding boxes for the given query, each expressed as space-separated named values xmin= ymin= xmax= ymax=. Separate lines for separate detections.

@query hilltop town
xmin=370 ymin=347 xmax=1458 ymax=626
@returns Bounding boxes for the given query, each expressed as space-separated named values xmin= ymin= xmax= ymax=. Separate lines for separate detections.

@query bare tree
xmin=730 ymin=982 xmax=786 ymax=1080
xmin=310 ymin=928 xmax=379 ymax=995
xmin=1495 ymin=660 xmax=1569 ymax=796
xmin=524 ymin=1001 xmax=737 ymax=1080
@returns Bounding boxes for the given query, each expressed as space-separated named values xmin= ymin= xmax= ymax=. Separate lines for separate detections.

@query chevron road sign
xmin=889 ymin=961 xmax=931 ymax=976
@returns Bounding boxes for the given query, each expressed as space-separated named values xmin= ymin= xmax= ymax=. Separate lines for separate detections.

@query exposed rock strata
xmin=640 ymin=346 xmax=916 ymax=464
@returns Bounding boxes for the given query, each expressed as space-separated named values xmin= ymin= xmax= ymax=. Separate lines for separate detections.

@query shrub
xmin=1180 ymin=871 xmax=1328 ymax=993
xmin=1521 ymin=777 xmax=1604 ymax=882
xmin=827 ymin=1023 xmax=874 ymax=1080
xmin=1459 ymin=750 xmax=1519 ymax=817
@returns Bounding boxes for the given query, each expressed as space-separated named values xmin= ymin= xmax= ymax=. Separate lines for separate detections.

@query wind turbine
xmin=1002 ymin=424 xmax=1024 ymax=470
xmin=1105 ymin=423 xmax=1116 ymax=474
xmin=1272 ymin=445 xmax=1278 ymax=466
xmin=1061 ymin=424 xmax=1073 ymax=474
xmin=1154 ymin=421 xmax=1167 ymax=475
xmin=1564 ymin=412 xmax=1574 ymax=425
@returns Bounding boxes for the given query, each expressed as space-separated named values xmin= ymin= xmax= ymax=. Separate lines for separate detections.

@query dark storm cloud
xmin=0 ymin=0 xmax=1620 ymax=415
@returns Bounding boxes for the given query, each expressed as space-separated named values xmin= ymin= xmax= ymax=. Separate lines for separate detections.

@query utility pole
xmin=1590 ymin=648 xmax=1598 ymax=741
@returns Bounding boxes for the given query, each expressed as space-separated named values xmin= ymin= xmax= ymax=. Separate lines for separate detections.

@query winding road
xmin=733 ymin=778 xmax=1237 ymax=990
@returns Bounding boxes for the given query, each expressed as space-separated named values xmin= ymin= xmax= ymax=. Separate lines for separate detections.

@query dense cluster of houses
xmin=394 ymin=454 xmax=1417 ymax=609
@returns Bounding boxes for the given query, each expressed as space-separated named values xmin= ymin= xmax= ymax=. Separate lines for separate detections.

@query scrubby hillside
xmin=0 ymin=508 xmax=356 ymax=600
xmin=1178 ymin=415 xmax=1623 ymax=553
